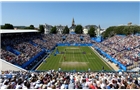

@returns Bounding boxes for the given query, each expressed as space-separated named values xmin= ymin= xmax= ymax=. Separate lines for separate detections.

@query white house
xmin=44 ymin=23 xmax=52 ymax=34
xmin=56 ymin=25 xmax=65 ymax=34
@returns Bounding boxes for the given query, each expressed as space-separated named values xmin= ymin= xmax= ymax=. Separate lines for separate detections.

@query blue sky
xmin=1 ymin=1 xmax=140 ymax=29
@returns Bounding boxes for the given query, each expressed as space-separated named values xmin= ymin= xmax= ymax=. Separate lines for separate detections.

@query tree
xmin=1 ymin=23 xmax=14 ymax=29
xmin=63 ymin=26 xmax=69 ymax=34
xmin=88 ymin=26 xmax=96 ymax=37
xmin=39 ymin=25 xmax=44 ymax=33
xmin=102 ymin=26 xmax=116 ymax=39
xmin=102 ymin=25 xmax=140 ymax=39
xmin=75 ymin=25 xmax=83 ymax=34
xmin=50 ymin=26 xmax=57 ymax=34
xmin=29 ymin=25 xmax=35 ymax=29
xmin=133 ymin=26 xmax=140 ymax=34
xmin=1 ymin=25 xmax=5 ymax=29
xmin=114 ymin=26 xmax=125 ymax=35
xmin=24 ymin=25 xmax=35 ymax=29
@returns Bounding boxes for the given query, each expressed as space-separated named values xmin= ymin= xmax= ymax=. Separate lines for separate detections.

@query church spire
xmin=98 ymin=24 xmax=101 ymax=29
xmin=72 ymin=18 xmax=75 ymax=26
xmin=96 ymin=25 xmax=101 ymax=37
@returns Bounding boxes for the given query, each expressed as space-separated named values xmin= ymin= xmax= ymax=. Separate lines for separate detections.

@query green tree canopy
xmin=1 ymin=23 xmax=14 ymax=29
xmin=24 ymin=25 xmax=35 ymax=29
xmin=88 ymin=26 xmax=96 ymax=37
xmin=63 ymin=26 xmax=69 ymax=34
xmin=39 ymin=25 xmax=44 ymax=33
xmin=1 ymin=25 xmax=5 ymax=29
xmin=29 ymin=25 xmax=35 ymax=29
xmin=133 ymin=26 xmax=140 ymax=34
xmin=102 ymin=26 xmax=116 ymax=39
xmin=75 ymin=25 xmax=83 ymax=34
xmin=50 ymin=26 xmax=57 ymax=34
xmin=102 ymin=25 xmax=140 ymax=39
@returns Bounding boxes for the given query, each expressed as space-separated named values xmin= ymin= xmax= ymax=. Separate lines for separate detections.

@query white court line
xmin=89 ymin=46 xmax=114 ymax=70
xmin=73 ymin=48 xmax=75 ymax=61
xmin=59 ymin=48 xmax=64 ymax=63
xmin=36 ymin=50 xmax=53 ymax=70
xmin=59 ymin=53 xmax=63 ymax=63
xmin=79 ymin=47 xmax=89 ymax=63
xmin=88 ymin=57 xmax=95 ymax=59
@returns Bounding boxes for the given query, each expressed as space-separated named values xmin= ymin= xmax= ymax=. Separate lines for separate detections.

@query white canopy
xmin=0 ymin=29 xmax=39 ymax=33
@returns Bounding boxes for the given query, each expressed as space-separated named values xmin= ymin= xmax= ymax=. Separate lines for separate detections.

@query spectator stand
xmin=57 ymin=43 xmax=93 ymax=46
xmin=91 ymin=36 xmax=103 ymax=43
xmin=29 ymin=40 xmax=38 ymax=46
xmin=6 ymin=46 xmax=20 ymax=56
xmin=92 ymin=44 xmax=127 ymax=71
xmin=21 ymin=49 xmax=46 ymax=69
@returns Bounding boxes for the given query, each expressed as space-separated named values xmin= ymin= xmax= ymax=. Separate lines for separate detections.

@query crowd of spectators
xmin=42 ymin=34 xmax=62 ymax=50
xmin=63 ymin=34 xmax=91 ymax=43
xmin=1 ymin=33 xmax=43 ymax=66
xmin=82 ymin=34 xmax=92 ymax=43
xmin=1 ymin=33 xmax=92 ymax=67
xmin=1 ymin=49 xmax=18 ymax=65
xmin=1 ymin=33 xmax=139 ymax=69
xmin=13 ymin=42 xmax=42 ymax=60
xmin=64 ymin=34 xmax=82 ymax=43
xmin=102 ymin=35 xmax=140 ymax=52
xmin=0 ymin=70 xmax=140 ymax=89
xmin=1 ymin=33 xmax=140 ymax=89
xmin=94 ymin=35 xmax=140 ymax=66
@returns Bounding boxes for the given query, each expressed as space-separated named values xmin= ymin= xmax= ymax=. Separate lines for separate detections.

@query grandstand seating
xmin=0 ymin=70 xmax=140 ymax=89
xmin=0 ymin=32 xmax=140 ymax=89
xmin=1 ymin=33 xmax=92 ymax=69
xmin=93 ymin=35 xmax=140 ymax=69
xmin=1 ymin=33 xmax=140 ymax=71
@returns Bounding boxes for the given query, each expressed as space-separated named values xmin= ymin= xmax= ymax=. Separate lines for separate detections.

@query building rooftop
xmin=0 ymin=29 xmax=39 ymax=33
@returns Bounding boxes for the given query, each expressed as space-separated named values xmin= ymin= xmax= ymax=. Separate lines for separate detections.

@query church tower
xmin=95 ymin=24 xmax=102 ymax=42
xmin=96 ymin=25 xmax=101 ymax=37
xmin=72 ymin=18 xmax=75 ymax=26
xmin=69 ymin=18 xmax=76 ymax=34
xmin=44 ymin=23 xmax=50 ymax=34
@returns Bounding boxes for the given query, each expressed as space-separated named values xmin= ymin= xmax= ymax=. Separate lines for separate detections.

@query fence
xmin=57 ymin=43 xmax=93 ymax=46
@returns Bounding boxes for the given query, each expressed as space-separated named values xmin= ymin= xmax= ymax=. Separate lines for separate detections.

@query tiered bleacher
xmin=1 ymin=33 xmax=92 ymax=70
xmin=93 ymin=35 xmax=140 ymax=70
xmin=0 ymin=70 xmax=140 ymax=89
xmin=0 ymin=31 xmax=140 ymax=89
xmin=1 ymin=32 xmax=140 ymax=71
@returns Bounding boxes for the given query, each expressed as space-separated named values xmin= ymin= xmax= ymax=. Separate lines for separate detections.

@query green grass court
xmin=37 ymin=46 xmax=113 ymax=71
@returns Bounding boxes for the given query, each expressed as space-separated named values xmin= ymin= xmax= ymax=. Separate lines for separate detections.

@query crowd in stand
xmin=1 ymin=33 xmax=42 ymax=66
xmin=63 ymin=34 xmax=91 ymax=43
xmin=94 ymin=35 xmax=140 ymax=66
xmin=42 ymin=34 xmax=62 ymax=50
xmin=64 ymin=34 xmax=82 ymax=43
xmin=82 ymin=34 xmax=92 ymax=43
xmin=0 ymin=70 xmax=140 ymax=89
xmin=1 ymin=33 xmax=92 ymax=67
xmin=102 ymin=35 xmax=140 ymax=52
xmin=1 ymin=49 xmax=18 ymax=65
xmin=33 ymin=39 xmax=49 ymax=49
xmin=13 ymin=42 xmax=42 ymax=60
xmin=1 ymin=33 xmax=140 ymax=69
xmin=1 ymin=33 xmax=140 ymax=89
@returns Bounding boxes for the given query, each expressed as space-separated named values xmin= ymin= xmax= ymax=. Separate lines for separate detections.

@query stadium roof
xmin=0 ymin=59 xmax=27 ymax=71
xmin=0 ymin=29 xmax=39 ymax=33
